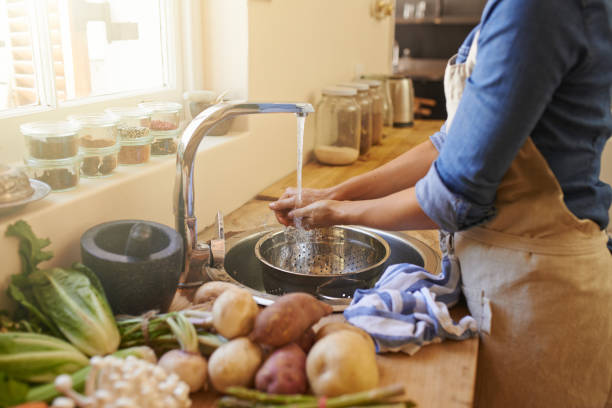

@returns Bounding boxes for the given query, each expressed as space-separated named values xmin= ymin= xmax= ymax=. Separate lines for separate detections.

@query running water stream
xmin=294 ymin=115 xmax=305 ymax=229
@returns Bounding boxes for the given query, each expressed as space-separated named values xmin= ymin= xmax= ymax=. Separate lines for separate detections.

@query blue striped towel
xmin=343 ymin=255 xmax=478 ymax=355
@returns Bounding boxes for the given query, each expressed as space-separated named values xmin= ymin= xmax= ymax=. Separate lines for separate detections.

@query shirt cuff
xmin=415 ymin=162 xmax=497 ymax=232
xmin=429 ymin=123 xmax=447 ymax=152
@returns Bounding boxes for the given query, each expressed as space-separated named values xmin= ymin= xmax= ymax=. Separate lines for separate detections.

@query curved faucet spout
xmin=174 ymin=100 xmax=314 ymax=287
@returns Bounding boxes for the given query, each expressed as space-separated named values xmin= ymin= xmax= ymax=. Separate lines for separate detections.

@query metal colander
xmin=254 ymin=226 xmax=390 ymax=276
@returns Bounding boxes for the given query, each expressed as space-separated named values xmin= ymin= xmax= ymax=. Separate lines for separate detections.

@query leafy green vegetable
xmin=5 ymin=220 xmax=53 ymax=276
xmin=5 ymin=221 xmax=120 ymax=357
xmin=0 ymin=332 xmax=88 ymax=383
xmin=5 ymin=221 xmax=59 ymax=336
xmin=28 ymin=265 xmax=120 ymax=357
xmin=0 ymin=311 xmax=39 ymax=333
xmin=0 ymin=373 xmax=29 ymax=408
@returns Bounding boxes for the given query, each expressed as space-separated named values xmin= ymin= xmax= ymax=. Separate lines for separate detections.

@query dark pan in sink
xmin=205 ymin=226 xmax=440 ymax=311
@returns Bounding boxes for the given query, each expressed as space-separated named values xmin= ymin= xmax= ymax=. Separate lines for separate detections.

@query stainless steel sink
xmin=205 ymin=226 xmax=440 ymax=311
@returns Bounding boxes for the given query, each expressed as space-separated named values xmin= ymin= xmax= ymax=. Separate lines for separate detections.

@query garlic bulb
xmin=52 ymin=355 xmax=191 ymax=408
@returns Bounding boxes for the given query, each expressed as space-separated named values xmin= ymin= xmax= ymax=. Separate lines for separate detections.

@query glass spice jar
xmin=138 ymin=101 xmax=182 ymax=131
xmin=80 ymin=145 xmax=120 ymax=178
xmin=150 ymin=131 xmax=179 ymax=156
xmin=68 ymin=113 xmax=119 ymax=149
xmin=138 ymin=102 xmax=182 ymax=156
xmin=20 ymin=121 xmax=81 ymax=160
xmin=362 ymin=75 xmax=394 ymax=127
xmin=105 ymin=107 xmax=153 ymax=165
xmin=117 ymin=140 xmax=152 ymax=165
xmin=25 ymin=156 xmax=81 ymax=192
xmin=68 ymin=113 xmax=120 ymax=177
xmin=337 ymin=82 xmax=372 ymax=155
xmin=314 ymin=87 xmax=361 ymax=166
xmin=358 ymin=80 xmax=384 ymax=145
xmin=381 ymin=77 xmax=394 ymax=127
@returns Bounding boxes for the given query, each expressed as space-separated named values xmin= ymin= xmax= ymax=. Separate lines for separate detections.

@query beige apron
xmin=444 ymin=33 xmax=612 ymax=407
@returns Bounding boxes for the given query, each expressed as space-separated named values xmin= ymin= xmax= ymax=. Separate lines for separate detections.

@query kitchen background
xmin=0 ymin=0 xmax=610 ymax=308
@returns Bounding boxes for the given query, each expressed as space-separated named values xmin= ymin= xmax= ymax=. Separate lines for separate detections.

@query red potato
xmin=255 ymin=343 xmax=307 ymax=394
xmin=250 ymin=293 xmax=333 ymax=347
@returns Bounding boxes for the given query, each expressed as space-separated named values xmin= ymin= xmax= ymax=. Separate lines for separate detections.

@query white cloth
xmin=344 ymin=259 xmax=477 ymax=355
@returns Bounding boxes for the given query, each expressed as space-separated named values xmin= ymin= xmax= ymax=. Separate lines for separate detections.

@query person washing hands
xmin=270 ymin=0 xmax=612 ymax=406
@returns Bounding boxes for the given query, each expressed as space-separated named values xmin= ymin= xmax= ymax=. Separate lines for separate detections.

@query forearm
xmin=330 ymin=140 xmax=438 ymax=201
xmin=339 ymin=188 xmax=439 ymax=231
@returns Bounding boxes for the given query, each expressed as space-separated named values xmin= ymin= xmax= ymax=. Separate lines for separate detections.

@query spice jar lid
xmin=105 ymin=107 xmax=152 ymax=119
xmin=337 ymin=82 xmax=370 ymax=91
xmin=25 ymin=155 xmax=83 ymax=168
xmin=138 ymin=101 xmax=183 ymax=114
xmin=20 ymin=121 xmax=81 ymax=138
xmin=118 ymin=135 xmax=154 ymax=146
xmin=322 ymin=86 xmax=357 ymax=96
xmin=81 ymin=143 xmax=121 ymax=156
xmin=68 ymin=113 xmax=119 ymax=127
xmin=151 ymin=129 xmax=181 ymax=139
xmin=0 ymin=163 xmax=35 ymax=204
xmin=357 ymin=79 xmax=382 ymax=88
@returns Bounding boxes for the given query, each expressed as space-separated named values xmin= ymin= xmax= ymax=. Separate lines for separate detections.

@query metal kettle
xmin=388 ymin=76 xmax=415 ymax=127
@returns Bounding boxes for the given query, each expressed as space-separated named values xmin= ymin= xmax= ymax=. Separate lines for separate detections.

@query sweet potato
xmin=296 ymin=327 xmax=316 ymax=353
xmin=255 ymin=343 xmax=307 ymax=394
xmin=250 ymin=293 xmax=333 ymax=347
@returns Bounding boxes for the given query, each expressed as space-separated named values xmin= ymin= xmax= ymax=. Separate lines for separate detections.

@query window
xmin=0 ymin=0 xmax=187 ymax=163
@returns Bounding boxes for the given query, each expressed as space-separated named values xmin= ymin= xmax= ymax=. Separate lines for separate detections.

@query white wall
xmin=246 ymin=0 xmax=394 ymax=189
xmin=197 ymin=0 xmax=394 ymax=226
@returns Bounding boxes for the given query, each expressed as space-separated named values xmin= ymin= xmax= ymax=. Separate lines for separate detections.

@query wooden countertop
xmin=193 ymin=120 xmax=478 ymax=408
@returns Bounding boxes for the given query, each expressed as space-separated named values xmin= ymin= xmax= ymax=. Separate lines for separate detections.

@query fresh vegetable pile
xmin=1 ymin=221 xmax=416 ymax=407
xmin=0 ymin=221 xmax=225 ymax=408
xmin=194 ymin=281 xmax=412 ymax=406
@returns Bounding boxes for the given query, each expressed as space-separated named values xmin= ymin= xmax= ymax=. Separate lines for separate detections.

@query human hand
xmin=269 ymin=187 xmax=336 ymax=227
xmin=287 ymin=199 xmax=347 ymax=229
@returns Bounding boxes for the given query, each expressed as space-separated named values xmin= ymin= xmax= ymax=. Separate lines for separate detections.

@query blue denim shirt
xmin=415 ymin=0 xmax=612 ymax=251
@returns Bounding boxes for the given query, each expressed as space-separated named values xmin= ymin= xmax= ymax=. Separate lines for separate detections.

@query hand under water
xmin=269 ymin=186 xmax=342 ymax=228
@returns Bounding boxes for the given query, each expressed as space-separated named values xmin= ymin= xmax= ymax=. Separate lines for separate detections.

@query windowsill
xmin=0 ymin=129 xmax=283 ymax=309
xmin=1 ymin=133 xmax=242 ymax=226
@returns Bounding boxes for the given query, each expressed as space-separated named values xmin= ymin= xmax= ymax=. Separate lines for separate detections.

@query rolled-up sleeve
xmin=414 ymin=0 xmax=582 ymax=232
xmin=428 ymin=123 xmax=446 ymax=152
xmin=416 ymin=163 xmax=497 ymax=232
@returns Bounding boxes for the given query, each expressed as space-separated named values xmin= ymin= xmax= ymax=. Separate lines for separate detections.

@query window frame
xmin=0 ymin=0 xmax=198 ymax=164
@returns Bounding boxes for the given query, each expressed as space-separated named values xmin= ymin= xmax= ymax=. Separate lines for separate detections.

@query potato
xmin=255 ymin=343 xmax=307 ymax=394
xmin=296 ymin=327 xmax=315 ymax=353
xmin=194 ymin=281 xmax=237 ymax=305
xmin=306 ymin=330 xmax=379 ymax=397
xmin=213 ymin=288 xmax=259 ymax=339
xmin=315 ymin=322 xmax=376 ymax=352
xmin=208 ymin=337 xmax=263 ymax=392
xmin=250 ymin=293 xmax=333 ymax=347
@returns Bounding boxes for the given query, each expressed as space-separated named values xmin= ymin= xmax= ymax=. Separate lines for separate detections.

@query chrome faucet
xmin=174 ymin=101 xmax=314 ymax=287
